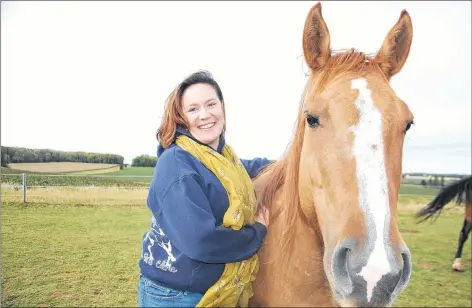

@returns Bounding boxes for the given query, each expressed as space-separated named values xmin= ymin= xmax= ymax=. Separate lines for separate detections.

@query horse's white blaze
xmin=350 ymin=78 xmax=391 ymax=302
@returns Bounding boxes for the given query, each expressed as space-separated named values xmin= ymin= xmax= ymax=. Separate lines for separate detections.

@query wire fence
xmin=1 ymin=172 xmax=459 ymax=206
xmin=1 ymin=173 xmax=152 ymax=205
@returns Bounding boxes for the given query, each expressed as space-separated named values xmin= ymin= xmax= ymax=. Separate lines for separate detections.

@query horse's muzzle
xmin=330 ymin=242 xmax=412 ymax=307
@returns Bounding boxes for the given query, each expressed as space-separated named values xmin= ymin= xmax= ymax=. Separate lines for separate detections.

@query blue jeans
xmin=138 ymin=275 xmax=204 ymax=307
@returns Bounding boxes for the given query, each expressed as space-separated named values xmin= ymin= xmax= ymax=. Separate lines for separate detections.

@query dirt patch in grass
xmin=415 ymin=261 xmax=435 ymax=269
xmin=401 ymin=228 xmax=421 ymax=234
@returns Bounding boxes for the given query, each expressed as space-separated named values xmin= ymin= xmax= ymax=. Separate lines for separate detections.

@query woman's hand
xmin=255 ymin=206 xmax=269 ymax=228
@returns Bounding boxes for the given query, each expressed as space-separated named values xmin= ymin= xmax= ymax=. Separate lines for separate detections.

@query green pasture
xmin=105 ymin=167 xmax=155 ymax=176
xmin=399 ymin=184 xmax=440 ymax=196
xmin=1 ymin=198 xmax=470 ymax=307
xmin=93 ymin=167 xmax=155 ymax=183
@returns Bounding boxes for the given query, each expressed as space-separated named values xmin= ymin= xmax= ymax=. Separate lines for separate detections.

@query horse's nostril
xmin=331 ymin=246 xmax=352 ymax=294
xmin=398 ymin=250 xmax=412 ymax=291
xmin=332 ymin=247 xmax=349 ymax=273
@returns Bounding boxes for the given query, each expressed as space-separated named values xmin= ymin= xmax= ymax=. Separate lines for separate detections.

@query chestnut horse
xmin=250 ymin=3 xmax=414 ymax=307
xmin=417 ymin=175 xmax=472 ymax=272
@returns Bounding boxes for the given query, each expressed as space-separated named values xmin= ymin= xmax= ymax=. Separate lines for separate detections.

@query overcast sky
xmin=1 ymin=1 xmax=470 ymax=174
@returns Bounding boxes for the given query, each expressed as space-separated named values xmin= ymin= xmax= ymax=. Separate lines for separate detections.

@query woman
xmin=138 ymin=70 xmax=272 ymax=307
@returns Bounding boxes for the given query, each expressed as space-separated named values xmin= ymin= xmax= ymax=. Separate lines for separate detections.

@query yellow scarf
xmin=175 ymin=135 xmax=259 ymax=308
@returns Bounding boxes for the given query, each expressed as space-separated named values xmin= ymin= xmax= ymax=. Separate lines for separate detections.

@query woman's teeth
xmin=199 ymin=123 xmax=215 ymax=129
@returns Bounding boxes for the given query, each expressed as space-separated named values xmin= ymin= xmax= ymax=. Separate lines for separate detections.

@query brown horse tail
xmin=416 ymin=175 xmax=472 ymax=223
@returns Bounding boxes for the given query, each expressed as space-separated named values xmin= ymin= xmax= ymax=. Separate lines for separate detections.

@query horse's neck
xmin=251 ymin=169 xmax=333 ymax=306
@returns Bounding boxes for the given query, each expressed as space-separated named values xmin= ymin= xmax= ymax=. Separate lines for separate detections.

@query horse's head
xmin=298 ymin=3 xmax=413 ymax=307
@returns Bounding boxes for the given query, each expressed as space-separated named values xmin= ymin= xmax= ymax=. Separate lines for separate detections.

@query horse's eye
xmin=405 ymin=120 xmax=414 ymax=133
xmin=306 ymin=115 xmax=320 ymax=128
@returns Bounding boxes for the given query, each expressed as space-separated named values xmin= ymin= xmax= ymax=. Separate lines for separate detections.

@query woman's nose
xmin=198 ymin=107 xmax=211 ymax=119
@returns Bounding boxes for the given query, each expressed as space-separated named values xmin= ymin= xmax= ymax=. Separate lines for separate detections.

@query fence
xmin=2 ymin=172 xmax=461 ymax=206
xmin=1 ymin=173 xmax=153 ymax=205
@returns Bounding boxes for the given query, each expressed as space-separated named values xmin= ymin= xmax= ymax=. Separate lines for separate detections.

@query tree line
xmin=403 ymin=172 xmax=469 ymax=179
xmin=131 ymin=155 xmax=157 ymax=167
xmin=1 ymin=146 xmax=124 ymax=169
xmin=420 ymin=176 xmax=445 ymax=188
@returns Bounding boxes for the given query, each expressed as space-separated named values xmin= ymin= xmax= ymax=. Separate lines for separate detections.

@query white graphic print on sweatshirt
xmin=142 ymin=216 xmax=177 ymax=273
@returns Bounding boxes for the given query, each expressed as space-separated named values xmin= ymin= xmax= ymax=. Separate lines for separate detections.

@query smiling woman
xmin=180 ymin=78 xmax=226 ymax=151
xmin=137 ymin=70 xmax=273 ymax=307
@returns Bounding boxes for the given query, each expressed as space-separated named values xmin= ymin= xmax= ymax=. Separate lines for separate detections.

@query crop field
xmin=1 ymin=167 xmax=150 ymax=189
xmin=1 ymin=174 xmax=149 ymax=189
xmin=1 ymin=195 xmax=470 ymax=307
xmin=1 ymin=166 xmax=154 ymax=187
xmin=7 ymin=162 xmax=120 ymax=174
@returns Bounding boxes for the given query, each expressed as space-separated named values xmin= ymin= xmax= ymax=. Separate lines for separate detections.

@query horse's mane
xmin=256 ymin=49 xmax=383 ymax=261
xmin=416 ymin=175 xmax=472 ymax=223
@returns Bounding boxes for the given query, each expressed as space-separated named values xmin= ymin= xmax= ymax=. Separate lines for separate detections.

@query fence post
xmin=22 ymin=173 xmax=27 ymax=203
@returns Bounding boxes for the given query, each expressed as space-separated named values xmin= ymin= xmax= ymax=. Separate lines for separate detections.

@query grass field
xmin=1 ymin=186 xmax=148 ymax=205
xmin=1 ymin=194 xmax=471 ymax=307
xmin=399 ymin=184 xmax=440 ymax=196
xmin=92 ymin=167 xmax=155 ymax=183
xmin=7 ymin=162 xmax=120 ymax=174
xmin=105 ymin=167 xmax=155 ymax=176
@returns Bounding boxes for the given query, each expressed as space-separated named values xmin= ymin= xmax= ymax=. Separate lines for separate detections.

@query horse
xmin=416 ymin=175 xmax=472 ymax=272
xmin=249 ymin=3 xmax=414 ymax=307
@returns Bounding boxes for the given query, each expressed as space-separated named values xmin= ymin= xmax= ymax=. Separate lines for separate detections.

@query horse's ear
xmin=303 ymin=2 xmax=331 ymax=71
xmin=374 ymin=10 xmax=413 ymax=79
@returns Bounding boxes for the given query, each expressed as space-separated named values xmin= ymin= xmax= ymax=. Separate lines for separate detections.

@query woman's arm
xmin=150 ymin=173 xmax=267 ymax=264
xmin=240 ymin=157 xmax=274 ymax=179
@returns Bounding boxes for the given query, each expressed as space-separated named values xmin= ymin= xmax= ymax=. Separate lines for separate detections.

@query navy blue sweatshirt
xmin=139 ymin=127 xmax=273 ymax=294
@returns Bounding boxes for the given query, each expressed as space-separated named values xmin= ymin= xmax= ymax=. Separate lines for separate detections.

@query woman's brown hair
xmin=156 ymin=70 xmax=226 ymax=149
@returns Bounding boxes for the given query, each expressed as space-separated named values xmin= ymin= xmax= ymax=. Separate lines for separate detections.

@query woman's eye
xmin=306 ymin=115 xmax=320 ymax=128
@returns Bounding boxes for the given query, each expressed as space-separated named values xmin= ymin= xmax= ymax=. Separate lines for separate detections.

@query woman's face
xmin=181 ymin=83 xmax=225 ymax=150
